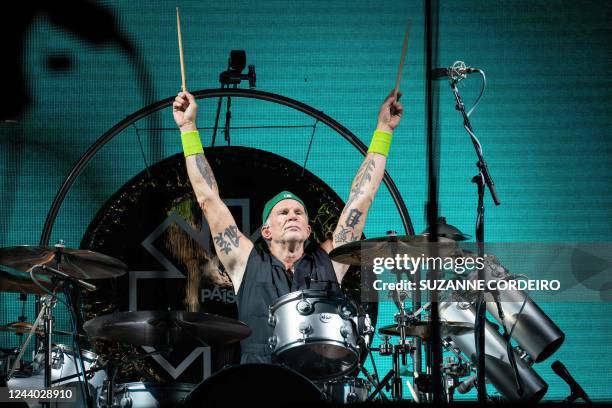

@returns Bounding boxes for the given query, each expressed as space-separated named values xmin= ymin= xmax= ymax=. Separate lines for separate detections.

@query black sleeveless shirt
xmin=235 ymin=242 xmax=340 ymax=363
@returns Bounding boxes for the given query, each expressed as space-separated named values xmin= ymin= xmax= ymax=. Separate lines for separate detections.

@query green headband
xmin=262 ymin=191 xmax=308 ymax=225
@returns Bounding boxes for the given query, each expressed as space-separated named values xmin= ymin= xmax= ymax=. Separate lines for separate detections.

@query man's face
xmin=262 ymin=199 xmax=311 ymax=243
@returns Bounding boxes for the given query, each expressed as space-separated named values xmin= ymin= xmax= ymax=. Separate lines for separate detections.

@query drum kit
xmin=0 ymin=222 xmax=568 ymax=406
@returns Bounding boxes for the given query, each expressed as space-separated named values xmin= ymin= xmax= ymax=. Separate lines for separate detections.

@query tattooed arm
xmin=174 ymin=91 xmax=253 ymax=293
xmin=327 ymin=92 xmax=404 ymax=284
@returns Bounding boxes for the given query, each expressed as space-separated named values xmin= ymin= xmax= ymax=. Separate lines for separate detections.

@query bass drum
xmin=181 ymin=364 xmax=326 ymax=407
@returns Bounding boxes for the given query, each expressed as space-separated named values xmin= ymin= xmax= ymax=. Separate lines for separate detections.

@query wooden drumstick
xmin=393 ymin=20 xmax=412 ymax=101
xmin=176 ymin=7 xmax=187 ymax=92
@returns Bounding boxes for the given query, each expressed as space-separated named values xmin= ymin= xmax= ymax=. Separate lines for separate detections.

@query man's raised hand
xmin=173 ymin=91 xmax=198 ymax=132
xmin=376 ymin=91 xmax=404 ymax=133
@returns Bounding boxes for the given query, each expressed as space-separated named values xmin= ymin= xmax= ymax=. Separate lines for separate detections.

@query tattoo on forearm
xmin=214 ymin=225 xmax=240 ymax=254
xmin=334 ymin=226 xmax=354 ymax=244
xmin=345 ymin=159 xmax=375 ymax=209
xmin=195 ymin=155 xmax=217 ymax=190
xmin=345 ymin=208 xmax=363 ymax=229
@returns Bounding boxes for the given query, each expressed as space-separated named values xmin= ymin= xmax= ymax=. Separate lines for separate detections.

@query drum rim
xmin=273 ymin=338 xmax=360 ymax=357
xmin=183 ymin=363 xmax=326 ymax=403
xmin=50 ymin=344 xmax=99 ymax=363
xmin=319 ymin=377 xmax=370 ymax=386
xmin=111 ymin=381 xmax=197 ymax=392
xmin=273 ymin=340 xmax=359 ymax=379
xmin=270 ymin=289 xmax=356 ymax=311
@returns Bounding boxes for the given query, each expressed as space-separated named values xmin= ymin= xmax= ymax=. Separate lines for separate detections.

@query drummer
xmin=172 ymin=91 xmax=403 ymax=363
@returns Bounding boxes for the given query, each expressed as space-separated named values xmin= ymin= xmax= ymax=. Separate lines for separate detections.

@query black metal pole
xmin=424 ymin=0 xmax=443 ymax=403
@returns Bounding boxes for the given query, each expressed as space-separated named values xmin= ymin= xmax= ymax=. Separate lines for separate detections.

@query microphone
xmin=429 ymin=61 xmax=478 ymax=81
xmin=551 ymin=360 xmax=591 ymax=404
xmin=456 ymin=374 xmax=478 ymax=394
xmin=34 ymin=264 xmax=97 ymax=292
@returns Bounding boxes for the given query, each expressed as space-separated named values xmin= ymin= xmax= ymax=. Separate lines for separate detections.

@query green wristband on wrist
xmin=181 ymin=130 xmax=204 ymax=157
xmin=367 ymin=130 xmax=393 ymax=157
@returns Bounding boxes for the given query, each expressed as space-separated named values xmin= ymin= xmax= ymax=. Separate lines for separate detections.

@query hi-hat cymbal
xmin=83 ymin=311 xmax=251 ymax=347
xmin=0 ymin=263 xmax=53 ymax=295
xmin=0 ymin=245 xmax=128 ymax=280
xmin=329 ymin=235 xmax=459 ymax=266
xmin=379 ymin=320 xmax=473 ymax=340
xmin=0 ymin=321 xmax=77 ymax=337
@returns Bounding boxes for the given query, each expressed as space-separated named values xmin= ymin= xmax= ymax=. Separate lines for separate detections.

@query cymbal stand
xmin=6 ymin=294 xmax=52 ymax=380
xmin=359 ymin=366 xmax=388 ymax=402
xmin=442 ymin=356 xmax=471 ymax=403
xmin=366 ymin=331 xmax=415 ymax=402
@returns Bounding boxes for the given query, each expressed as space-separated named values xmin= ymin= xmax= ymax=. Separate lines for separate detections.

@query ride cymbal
xmin=83 ymin=310 xmax=251 ymax=347
xmin=0 ymin=245 xmax=128 ymax=280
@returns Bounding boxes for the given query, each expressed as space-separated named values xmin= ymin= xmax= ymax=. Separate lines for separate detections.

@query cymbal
xmin=329 ymin=235 xmax=459 ymax=266
xmin=379 ymin=320 xmax=473 ymax=340
xmin=0 ymin=245 xmax=128 ymax=280
xmin=83 ymin=311 xmax=251 ymax=347
xmin=0 ymin=321 xmax=76 ymax=337
xmin=421 ymin=217 xmax=471 ymax=242
xmin=0 ymin=263 xmax=53 ymax=295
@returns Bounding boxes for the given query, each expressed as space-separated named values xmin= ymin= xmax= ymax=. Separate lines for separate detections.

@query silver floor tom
xmin=268 ymin=290 xmax=359 ymax=380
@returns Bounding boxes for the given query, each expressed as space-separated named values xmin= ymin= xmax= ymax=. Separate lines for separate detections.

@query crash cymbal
xmin=329 ymin=235 xmax=459 ymax=266
xmin=379 ymin=320 xmax=473 ymax=340
xmin=0 ymin=245 xmax=128 ymax=280
xmin=0 ymin=321 xmax=77 ymax=337
xmin=83 ymin=310 xmax=251 ymax=347
xmin=0 ymin=263 xmax=53 ymax=295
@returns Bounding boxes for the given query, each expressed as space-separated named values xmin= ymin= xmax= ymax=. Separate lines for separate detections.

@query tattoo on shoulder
xmin=195 ymin=155 xmax=217 ymax=190
xmin=214 ymin=224 xmax=241 ymax=254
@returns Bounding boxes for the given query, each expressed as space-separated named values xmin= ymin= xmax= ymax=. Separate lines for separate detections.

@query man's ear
xmin=261 ymin=224 xmax=272 ymax=239
xmin=306 ymin=224 xmax=312 ymax=237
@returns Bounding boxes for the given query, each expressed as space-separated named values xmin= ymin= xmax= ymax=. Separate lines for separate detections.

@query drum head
xmin=275 ymin=343 xmax=358 ymax=380
xmin=181 ymin=364 xmax=326 ymax=406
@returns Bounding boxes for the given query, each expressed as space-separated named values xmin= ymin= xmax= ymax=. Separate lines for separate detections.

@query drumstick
xmin=392 ymin=20 xmax=412 ymax=101
xmin=176 ymin=7 xmax=187 ymax=92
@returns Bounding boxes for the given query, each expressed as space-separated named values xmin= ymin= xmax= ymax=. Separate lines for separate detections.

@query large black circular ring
xmin=40 ymin=88 xmax=413 ymax=244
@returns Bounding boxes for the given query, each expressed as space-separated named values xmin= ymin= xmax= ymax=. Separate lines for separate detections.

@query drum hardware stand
xmin=447 ymin=72 xmax=500 ymax=404
xmin=366 ymin=333 xmax=415 ymax=402
xmin=98 ymin=349 xmax=163 ymax=408
xmin=29 ymin=242 xmax=98 ymax=408
xmin=442 ymin=356 xmax=471 ymax=403
xmin=359 ymin=366 xmax=388 ymax=402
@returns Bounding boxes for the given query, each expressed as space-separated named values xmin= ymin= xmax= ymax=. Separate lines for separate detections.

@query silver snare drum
xmin=268 ymin=290 xmax=359 ymax=380
xmin=48 ymin=344 xmax=105 ymax=388
xmin=35 ymin=344 xmax=107 ymax=407
xmin=317 ymin=377 xmax=371 ymax=404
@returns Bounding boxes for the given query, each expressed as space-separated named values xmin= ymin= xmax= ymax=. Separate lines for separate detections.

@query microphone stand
xmin=448 ymin=78 xmax=500 ymax=404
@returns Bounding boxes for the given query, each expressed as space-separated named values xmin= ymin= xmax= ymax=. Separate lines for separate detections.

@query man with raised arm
xmin=173 ymin=91 xmax=403 ymax=363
